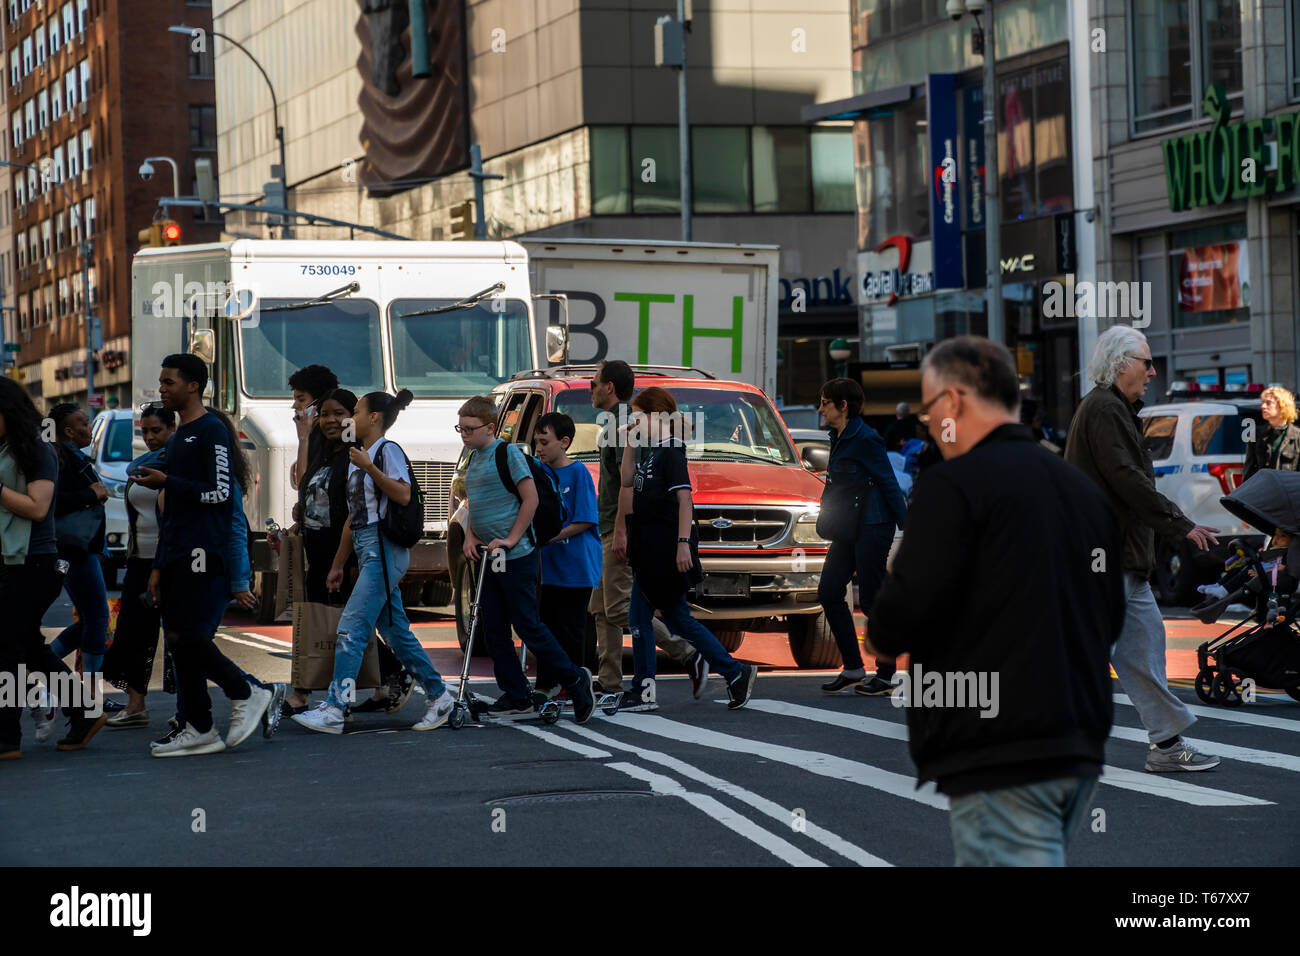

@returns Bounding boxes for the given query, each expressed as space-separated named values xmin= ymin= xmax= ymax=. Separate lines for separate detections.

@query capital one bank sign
xmin=859 ymin=236 xmax=935 ymax=306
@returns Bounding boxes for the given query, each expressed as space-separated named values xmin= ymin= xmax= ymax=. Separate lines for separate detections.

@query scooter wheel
xmin=541 ymin=704 xmax=560 ymax=725
xmin=448 ymin=705 xmax=466 ymax=730
xmin=601 ymin=697 xmax=621 ymax=716
xmin=1194 ymin=668 xmax=1217 ymax=705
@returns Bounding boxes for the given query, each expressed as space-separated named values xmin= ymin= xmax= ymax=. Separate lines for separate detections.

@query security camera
xmin=1084 ymin=207 xmax=1097 ymax=223
xmin=946 ymin=0 xmax=966 ymax=19
xmin=138 ymin=161 xmax=155 ymax=182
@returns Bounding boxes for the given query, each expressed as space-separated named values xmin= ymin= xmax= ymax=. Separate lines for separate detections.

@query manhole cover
xmin=487 ymin=790 xmax=655 ymax=806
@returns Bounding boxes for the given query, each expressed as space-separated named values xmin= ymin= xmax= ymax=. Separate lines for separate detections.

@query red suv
xmin=448 ymin=366 xmax=839 ymax=667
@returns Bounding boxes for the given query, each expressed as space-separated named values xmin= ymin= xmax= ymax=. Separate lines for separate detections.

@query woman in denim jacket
xmin=816 ymin=378 xmax=908 ymax=696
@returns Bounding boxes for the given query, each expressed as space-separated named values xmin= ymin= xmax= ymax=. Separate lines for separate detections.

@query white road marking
xmin=216 ymin=633 xmax=289 ymax=653
xmin=219 ymin=630 xmax=289 ymax=651
xmin=739 ymin=699 xmax=1275 ymax=808
xmin=1109 ymin=725 xmax=1300 ymax=774
xmin=1114 ymin=693 xmax=1300 ymax=733
xmin=511 ymin=724 xmax=611 ymax=759
xmin=605 ymin=762 xmax=827 ymax=867
xmin=561 ymin=723 xmax=889 ymax=866
xmin=608 ymin=713 xmax=947 ymax=809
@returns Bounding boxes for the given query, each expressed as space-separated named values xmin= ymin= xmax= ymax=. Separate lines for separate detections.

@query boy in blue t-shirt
xmin=532 ymin=412 xmax=603 ymax=697
xmin=458 ymin=396 xmax=596 ymax=723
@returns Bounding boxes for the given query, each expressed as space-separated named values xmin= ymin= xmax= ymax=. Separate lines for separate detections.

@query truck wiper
xmin=260 ymin=281 xmax=361 ymax=313
xmin=396 ymin=282 xmax=506 ymax=319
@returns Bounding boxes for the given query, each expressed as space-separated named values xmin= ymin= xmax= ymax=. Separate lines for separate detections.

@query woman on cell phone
xmin=102 ymin=404 xmax=177 ymax=728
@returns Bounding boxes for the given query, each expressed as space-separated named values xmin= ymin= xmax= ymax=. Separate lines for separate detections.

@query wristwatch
xmin=677 ymin=536 xmax=690 ymax=543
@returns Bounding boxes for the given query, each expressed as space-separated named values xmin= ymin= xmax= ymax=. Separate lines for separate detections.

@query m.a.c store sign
xmin=1162 ymin=82 xmax=1300 ymax=211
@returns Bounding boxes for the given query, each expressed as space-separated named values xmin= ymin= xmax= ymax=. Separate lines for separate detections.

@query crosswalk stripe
xmin=1114 ymin=693 xmax=1300 ymax=734
xmin=561 ymin=723 xmax=889 ymax=867
xmin=216 ymin=633 xmax=288 ymax=653
xmin=607 ymin=713 xmax=949 ymax=809
xmin=511 ymin=725 xmax=827 ymax=866
xmin=739 ymin=699 xmax=1275 ymax=808
xmin=606 ymin=762 xmax=828 ymax=867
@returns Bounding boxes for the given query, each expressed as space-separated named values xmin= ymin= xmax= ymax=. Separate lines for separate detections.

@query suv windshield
xmin=391 ymin=299 xmax=531 ymax=397
xmin=240 ymin=299 xmax=384 ymax=397
xmin=100 ymin=418 xmax=135 ymax=463
xmin=554 ymin=385 xmax=796 ymax=464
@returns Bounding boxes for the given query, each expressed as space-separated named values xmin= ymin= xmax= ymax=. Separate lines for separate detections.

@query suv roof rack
xmin=508 ymin=365 xmax=718 ymax=381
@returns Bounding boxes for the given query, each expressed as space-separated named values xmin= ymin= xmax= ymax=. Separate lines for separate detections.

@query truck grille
xmin=694 ymin=508 xmax=790 ymax=546
xmin=411 ymin=461 xmax=456 ymax=524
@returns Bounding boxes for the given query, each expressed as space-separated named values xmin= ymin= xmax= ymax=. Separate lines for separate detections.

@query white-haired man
xmin=1065 ymin=325 xmax=1221 ymax=772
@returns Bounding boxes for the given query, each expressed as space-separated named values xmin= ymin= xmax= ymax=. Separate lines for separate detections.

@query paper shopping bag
xmin=289 ymin=600 xmax=382 ymax=692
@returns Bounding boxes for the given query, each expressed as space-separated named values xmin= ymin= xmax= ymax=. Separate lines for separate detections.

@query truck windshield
xmin=240 ymin=299 xmax=385 ymax=397
xmin=554 ymin=386 xmax=797 ymax=464
xmin=390 ymin=299 xmax=531 ymax=397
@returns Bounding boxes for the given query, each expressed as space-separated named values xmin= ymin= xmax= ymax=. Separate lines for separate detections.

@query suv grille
xmin=694 ymin=508 xmax=790 ymax=546
xmin=411 ymin=461 xmax=456 ymax=524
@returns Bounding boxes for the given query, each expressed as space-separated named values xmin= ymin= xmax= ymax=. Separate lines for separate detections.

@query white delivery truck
xmin=131 ymin=240 xmax=561 ymax=621
xmin=522 ymin=239 xmax=779 ymax=396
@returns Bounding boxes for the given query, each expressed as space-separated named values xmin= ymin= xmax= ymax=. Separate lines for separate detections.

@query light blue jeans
xmin=1115 ymin=573 xmax=1194 ymax=744
xmin=948 ymin=776 xmax=1098 ymax=866
xmin=327 ymin=523 xmax=445 ymax=711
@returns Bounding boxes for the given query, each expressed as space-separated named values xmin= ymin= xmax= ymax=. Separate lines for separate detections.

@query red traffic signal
xmin=162 ymin=221 xmax=182 ymax=244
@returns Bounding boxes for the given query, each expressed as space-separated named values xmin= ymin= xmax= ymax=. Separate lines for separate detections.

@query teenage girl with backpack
xmin=293 ymin=389 xmax=455 ymax=734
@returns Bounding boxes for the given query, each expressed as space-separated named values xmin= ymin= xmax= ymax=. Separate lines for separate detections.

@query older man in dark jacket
xmin=1064 ymin=325 xmax=1220 ymax=773
xmin=867 ymin=336 xmax=1125 ymax=866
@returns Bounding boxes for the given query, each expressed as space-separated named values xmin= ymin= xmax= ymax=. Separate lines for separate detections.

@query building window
xmin=10 ymin=56 xmax=19 ymax=88
xmin=63 ymin=2 xmax=75 ymax=41
xmin=21 ymin=38 xmax=31 ymax=75
xmin=65 ymin=68 xmax=76 ymax=111
xmin=78 ymin=59 xmax=88 ymax=101
xmin=66 ymin=134 xmax=79 ymax=176
xmin=856 ymin=93 xmax=929 ymax=250
xmin=998 ymin=57 xmax=1074 ymax=221
xmin=16 ymin=232 xmax=24 ymax=267
xmin=37 ymin=89 xmax=46 ymax=128
xmin=189 ymin=43 xmax=214 ymax=78
xmin=40 ymin=219 xmax=50 ymax=257
xmin=1130 ymin=0 xmax=1243 ymax=134
xmin=23 ymin=99 xmax=33 ymax=138
xmin=11 ymin=112 xmax=21 ymax=150
xmin=50 ymin=15 xmax=61 ymax=53
xmin=55 ymin=211 xmax=65 ymax=250
xmin=189 ymin=104 xmax=216 ymax=149
xmin=76 ymin=0 xmax=87 ymax=33
xmin=1168 ymin=220 xmax=1249 ymax=330
xmin=80 ymin=127 xmax=90 ymax=168
xmin=52 ymin=143 xmax=62 ymax=182
xmin=811 ymin=128 xmax=854 ymax=212
xmin=692 ymin=127 xmax=751 ymax=213
xmin=7 ymin=1 xmax=15 ymax=26
xmin=50 ymin=77 xmax=61 ymax=120
xmin=630 ymin=126 xmax=681 ymax=214
xmin=590 ymin=127 xmax=630 ymax=215
xmin=25 ymin=166 xmax=34 ymax=200
xmin=14 ymin=169 xmax=23 ymax=204
xmin=752 ymin=126 xmax=810 ymax=213
xmin=83 ymin=195 xmax=93 ymax=234
xmin=58 ymin=276 xmax=69 ymax=314
xmin=34 ymin=25 xmax=44 ymax=65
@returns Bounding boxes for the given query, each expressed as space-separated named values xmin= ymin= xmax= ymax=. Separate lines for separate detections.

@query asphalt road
xmin=5 ymin=590 xmax=1299 ymax=867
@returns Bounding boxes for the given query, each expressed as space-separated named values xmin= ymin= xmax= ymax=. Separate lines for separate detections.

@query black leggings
xmin=102 ymin=557 xmax=162 ymax=695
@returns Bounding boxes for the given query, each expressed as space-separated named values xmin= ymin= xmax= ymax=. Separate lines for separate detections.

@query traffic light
xmin=138 ymin=219 xmax=182 ymax=247
xmin=449 ymin=200 xmax=474 ymax=241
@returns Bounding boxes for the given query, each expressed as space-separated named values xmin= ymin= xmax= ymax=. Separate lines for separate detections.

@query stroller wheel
xmin=1194 ymin=668 xmax=1217 ymax=705
xmin=1212 ymin=669 xmax=1245 ymax=708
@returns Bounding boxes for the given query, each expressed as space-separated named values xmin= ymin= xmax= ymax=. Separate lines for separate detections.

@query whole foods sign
xmin=1162 ymin=83 xmax=1296 ymax=211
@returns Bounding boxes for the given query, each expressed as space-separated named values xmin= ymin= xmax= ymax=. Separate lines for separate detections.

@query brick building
xmin=3 ymin=0 xmax=223 ymax=409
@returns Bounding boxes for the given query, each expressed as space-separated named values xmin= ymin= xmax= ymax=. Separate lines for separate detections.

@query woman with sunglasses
xmin=102 ymin=404 xmax=177 ymax=727
xmin=815 ymin=378 xmax=908 ymax=696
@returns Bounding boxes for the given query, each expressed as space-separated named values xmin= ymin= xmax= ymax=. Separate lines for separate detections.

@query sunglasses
xmin=1127 ymin=355 xmax=1154 ymax=371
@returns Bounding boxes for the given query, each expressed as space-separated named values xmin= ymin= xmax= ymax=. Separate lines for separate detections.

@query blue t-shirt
xmin=465 ymin=438 xmax=535 ymax=560
xmin=540 ymin=460 xmax=602 ymax=588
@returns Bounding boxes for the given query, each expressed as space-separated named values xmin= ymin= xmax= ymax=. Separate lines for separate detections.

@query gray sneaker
xmin=1145 ymin=739 xmax=1221 ymax=772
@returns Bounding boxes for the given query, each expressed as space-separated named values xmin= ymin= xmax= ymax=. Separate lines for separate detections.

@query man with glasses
xmin=588 ymin=360 xmax=704 ymax=701
xmin=1065 ymin=326 xmax=1221 ymax=773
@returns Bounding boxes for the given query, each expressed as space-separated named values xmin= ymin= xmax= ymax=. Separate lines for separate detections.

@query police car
xmin=1138 ymin=383 xmax=1265 ymax=605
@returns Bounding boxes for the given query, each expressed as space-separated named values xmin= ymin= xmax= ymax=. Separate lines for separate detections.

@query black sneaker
xmin=726 ymin=664 xmax=757 ymax=710
xmin=687 ymin=653 xmax=708 ymax=700
xmin=102 ymin=698 xmax=126 ymax=714
xmin=854 ymin=675 xmax=896 ymax=696
xmin=385 ymin=669 xmax=416 ymax=714
xmin=616 ymin=690 xmax=658 ymax=713
xmin=55 ymin=712 xmax=109 ymax=750
xmin=487 ymin=695 xmax=535 ymax=716
xmin=822 ymin=672 xmax=866 ymax=694
xmin=570 ymin=668 xmax=596 ymax=724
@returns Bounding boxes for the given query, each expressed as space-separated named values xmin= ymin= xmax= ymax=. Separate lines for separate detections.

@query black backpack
xmin=495 ymin=441 xmax=565 ymax=546
xmin=374 ymin=440 xmax=424 ymax=548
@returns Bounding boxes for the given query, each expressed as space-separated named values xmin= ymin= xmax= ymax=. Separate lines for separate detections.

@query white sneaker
xmin=226 ymin=685 xmax=272 ymax=749
xmin=151 ymin=723 xmax=227 ymax=758
xmin=31 ymin=703 xmax=56 ymax=743
xmin=291 ymin=701 xmax=345 ymax=735
xmin=412 ymin=690 xmax=455 ymax=731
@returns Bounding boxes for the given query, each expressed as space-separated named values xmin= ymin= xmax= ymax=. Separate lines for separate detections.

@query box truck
xmin=131 ymin=239 xmax=560 ymax=621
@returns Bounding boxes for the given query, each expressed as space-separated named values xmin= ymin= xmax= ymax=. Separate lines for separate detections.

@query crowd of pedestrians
xmin=6 ymin=334 xmax=1291 ymax=868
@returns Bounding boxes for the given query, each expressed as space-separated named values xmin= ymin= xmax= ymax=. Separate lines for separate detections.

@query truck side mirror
xmin=190 ymin=327 xmax=216 ymax=365
xmin=545 ymin=324 xmax=568 ymax=364
xmin=801 ymin=444 xmax=829 ymax=472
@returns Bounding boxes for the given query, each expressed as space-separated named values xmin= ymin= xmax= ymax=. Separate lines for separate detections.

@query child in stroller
xmin=1191 ymin=469 xmax=1300 ymax=706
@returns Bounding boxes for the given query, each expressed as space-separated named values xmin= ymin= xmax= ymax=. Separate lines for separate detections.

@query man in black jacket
xmin=866 ymin=336 xmax=1125 ymax=866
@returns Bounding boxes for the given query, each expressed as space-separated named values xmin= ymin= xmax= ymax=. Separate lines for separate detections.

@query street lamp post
xmin=140 ymin=156 xmax=181 ymax=199
xmin=0 ymin=159 xmax=95 ymax=406
xmin=169 ymin=25 xmax=291 ymax=237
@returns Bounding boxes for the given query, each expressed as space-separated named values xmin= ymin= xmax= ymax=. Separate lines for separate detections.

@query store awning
xmin=801 ymin=84 xmax=917 ymax=123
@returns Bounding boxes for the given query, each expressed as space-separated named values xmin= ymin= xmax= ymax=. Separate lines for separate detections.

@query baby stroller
xmin=1190 ymin=470 xmax=1300 ymax=706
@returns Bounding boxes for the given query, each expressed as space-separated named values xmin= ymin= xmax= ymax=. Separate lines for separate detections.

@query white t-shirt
xmin=127 ymin=481 xmax=161 ymax=559
xmin=346 ymin=438 xmax=411 ymax=529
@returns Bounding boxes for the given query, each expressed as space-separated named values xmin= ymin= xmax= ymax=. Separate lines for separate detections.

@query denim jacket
xmin=824 ymin=417 xmax=908 ymax=530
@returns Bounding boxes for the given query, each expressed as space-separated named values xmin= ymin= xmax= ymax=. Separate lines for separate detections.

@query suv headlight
xmin=793 ymin=510 xmax=827 ymax=544
xmin=104 ymin=478 xmax=127 ymax=499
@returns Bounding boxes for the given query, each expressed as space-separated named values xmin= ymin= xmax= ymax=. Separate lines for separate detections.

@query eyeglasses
xmin=454 ymin=423 xmax=490 ymax=434
xmin=589 ymin=379 xmax=602 ymax=391
xmin=139 ymin=402 xmax=162 ymax=415
xmin=917 ymin=387 xmax=964 ymax=421
xmin=1127 ymin=355 xmax=1154 ymax=371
